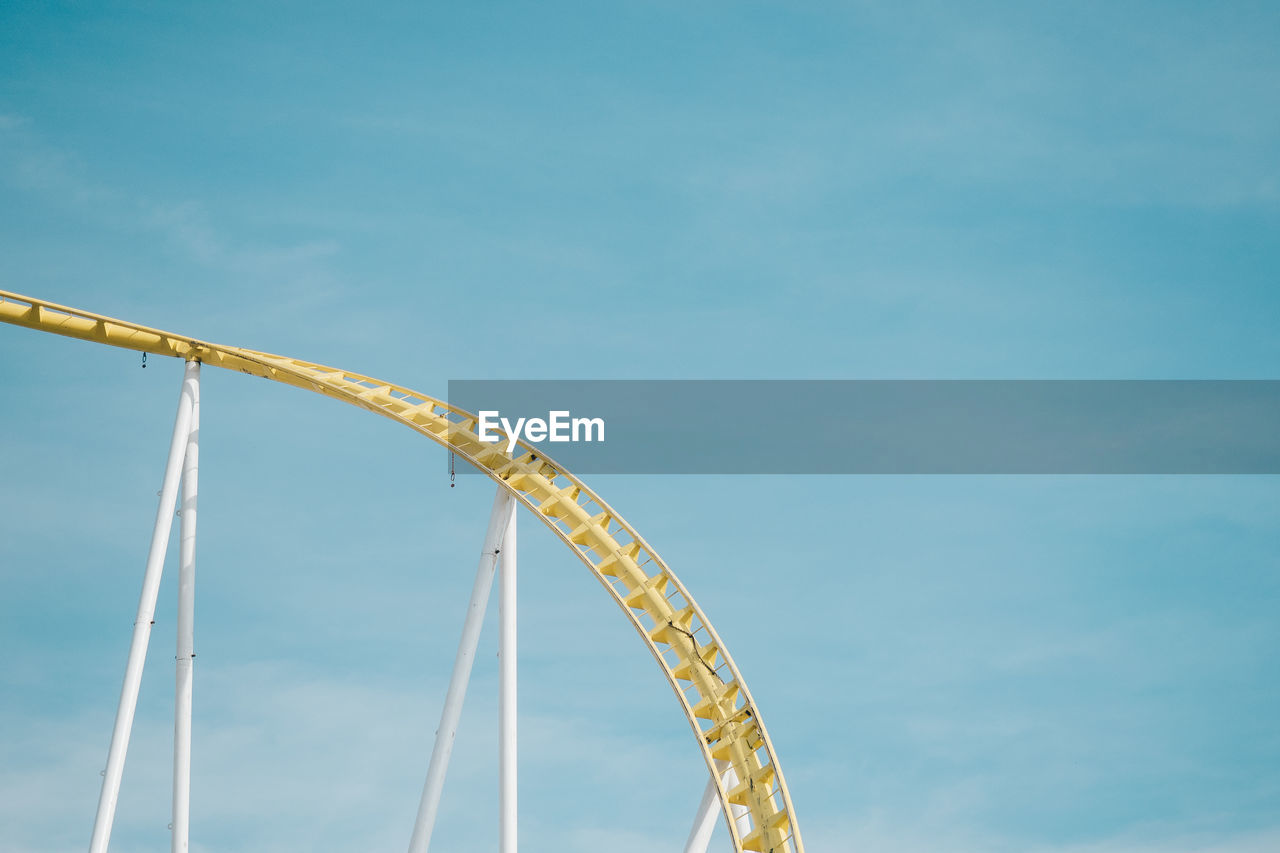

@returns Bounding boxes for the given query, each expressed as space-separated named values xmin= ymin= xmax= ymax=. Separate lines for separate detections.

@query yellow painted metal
xmin=0 ymin=289 xmax=804 ymax=853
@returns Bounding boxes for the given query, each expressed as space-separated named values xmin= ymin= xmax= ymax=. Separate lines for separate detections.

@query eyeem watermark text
xmin=477 ymin=410 xmax=605 ymax=453
xmin=452 ymin=380 xmax=1280 ymax=474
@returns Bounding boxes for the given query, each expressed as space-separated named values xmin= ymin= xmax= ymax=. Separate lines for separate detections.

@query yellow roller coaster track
xmin=0 ymin=289 xmax=803 ymax=853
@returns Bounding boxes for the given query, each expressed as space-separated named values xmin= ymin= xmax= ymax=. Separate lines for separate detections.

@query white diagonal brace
xmin=683 ymin=760 xmax=752 ymax=853
xmin=89 ymin=359 xmax=200 ymax=853
xmin=408 ymin=486 xmax=515 ymax=853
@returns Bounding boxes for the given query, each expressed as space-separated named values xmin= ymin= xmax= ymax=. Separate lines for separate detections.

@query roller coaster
xmin=0 ymin=289 xmax=804 ymax=853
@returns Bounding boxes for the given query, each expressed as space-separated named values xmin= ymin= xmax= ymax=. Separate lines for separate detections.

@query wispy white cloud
xmin=0 ymin=116 xmax=342 ymax=299
xmin=144 ymin=200 xmax=339 ymax=277
xmin=0 ymin=658 xmax=700 ymax=853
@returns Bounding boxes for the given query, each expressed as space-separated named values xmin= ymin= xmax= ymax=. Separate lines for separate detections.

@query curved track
xmin=0 ymin=290 xmax=803 ymax=853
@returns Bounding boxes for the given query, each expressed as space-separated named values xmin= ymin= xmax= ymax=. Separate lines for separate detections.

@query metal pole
xmin=682 ymin=762 xmax=753 ymax=853
xmin=499 ymin=505 xmax=517 ymax=853
xmin=172 ymin=363 xmax=200 ymax=853
xmin=89 ymin=360 xmax=199 ymax=853
xmin=407 ymin=487 xmax=515 ymax=853
xmin=682 ymin=770 xmax=721 ymax=853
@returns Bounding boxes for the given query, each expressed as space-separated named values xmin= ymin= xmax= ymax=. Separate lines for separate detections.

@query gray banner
xmin=446 ymin=380 xmax=1280 ymax=474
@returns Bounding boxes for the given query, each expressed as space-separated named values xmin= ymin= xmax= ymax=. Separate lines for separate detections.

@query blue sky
xmin=1 ymin=2 xmax=1278 ymax=852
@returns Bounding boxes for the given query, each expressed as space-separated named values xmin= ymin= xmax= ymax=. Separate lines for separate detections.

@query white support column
xmin=89 ymin=360 xmax=200 ymax=853
xmin=172 ymin=362 xmax=200 ymax=853
xmin=407 ymin=487 xmax=515 ymax=853
xmin=682 ymin=761 xmax=753 ymax=853
xmin=498 ymin=505 xmax=517 ymax=853
xmin=682 ymin=771 xmax=721 ymax=853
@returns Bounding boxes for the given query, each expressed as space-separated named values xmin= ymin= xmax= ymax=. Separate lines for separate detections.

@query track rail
xmin=0 ymin=290 xmax=803 ymax=853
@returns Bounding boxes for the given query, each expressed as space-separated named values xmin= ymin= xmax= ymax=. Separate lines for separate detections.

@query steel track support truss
xmin=408 ymin=487 xmax=520 ymax=853
xmin=0 ymin=290 xmax=804 ymax=853
xmin=88 ymin=360 xmax=201 ymax=853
